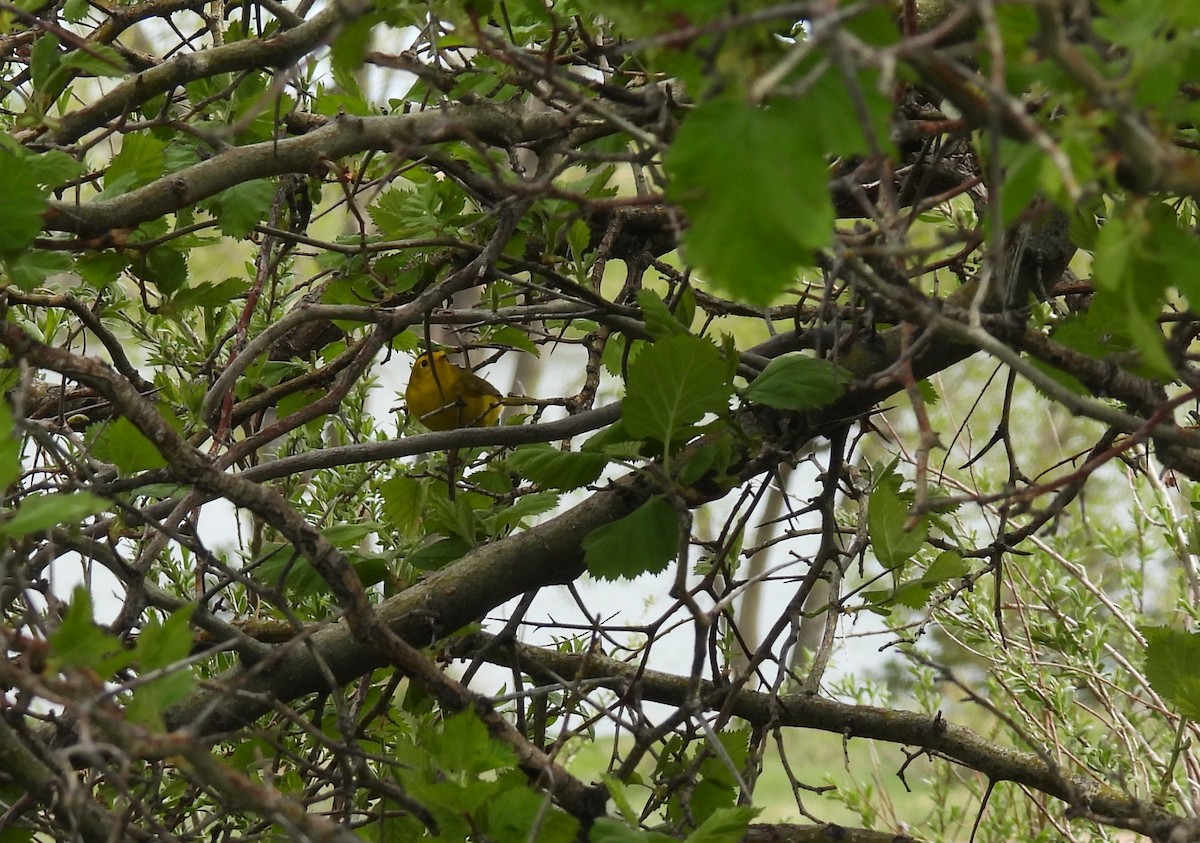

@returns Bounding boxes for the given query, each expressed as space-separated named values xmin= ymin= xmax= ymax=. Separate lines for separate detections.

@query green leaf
xmin=923 ymin=550 xmax=968 ymax=584
xmin=62 ymin=44 xmax=127 ymax=77
xmin=590 ymin=818 xmax=677 ymax=843
xmin=508 ymin=445 xmax=608 ymax=490
xmin=131 ymin=247 xmax=187 ymax=296
xmin=0 ymin=151 xmax=50 ymax=253
xmin=104 ymin=134 xmax=165 ymax=192
xmin=48 ymin=586 xmax=133 ymax=676
xmin=24 ymin=149 xmax=87 ymax=188
xmin=685 ymin=807 xmax=759 ymax=843
xmin=169 ymin=277 xmax=251 ymax=311
xmin=0 ymin=491 xmax=110 ymax=539
xmin=30 ymin=33 xmax=62 ymax=96
xmin=623 ymin=335 xmax=732 ymax=449
xmin=430 ymin=711 xmax=517 ymax=777
xmin=743 ymin=353 xmax=852 ymax=410
xmin=665 ymin=98 xmax=832 ymax=305
xmin=483 ymin=489 xmax=559 ymax=533
xmin=0 ymin=401 xmax=20 ymax=490
xmin=867 ymin=472 xmax=928 ymax=569
xmin=637 ymin=289 xmax=688 ymax=338
xmin=127 ymin=605 xmax=197 ymax=729
xmin=408 ymin=536 xmax=472 ymax=571
xmin=583 ymin=496 xmax=680 ymax=580
xmin=205 ymin=178 xmax=275 ymax=238
xmin=88 ymin=416 xmax=167 ymax=472
xmin=1143 ymin=626 xmax=1200 ymax=720
xmin=380 ymin=475 xmax=425 ymax=538
xmin=5 ymin=250 xmax=72 ymax=291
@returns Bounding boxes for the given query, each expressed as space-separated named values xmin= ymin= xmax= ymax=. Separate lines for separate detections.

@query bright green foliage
xmin=126 ymin=606 xmax=197 ymax=729
xmin=862 ymin=550 xmax=968 ymax=614
xmin=508 ymin=444 xmax=609 ymax=490
xmin=637 ymin=289 xmax=691 ymax=338
xmin=665 ymin=98 xmax=833 ymax=305
xmin=657 ymin=728 xmax=752 ymax=828
xmin=867 ymin=470 xmax=929 ymax=570
xmin=89 ymin=416 xmax=168 ymax=472
xmin=743 ymin=353 xmax=852 ymax=411
xmin=48 ymin=587 xmax=133 ymax=677
xmin=583 ymin=496 xmax=680 ymax=580
xmin=0 ymin=491 xmax=110 ymax=539
xmin=623 ymin=334 xmax=733 ymax=451
xmin=1143 ymin=626 xmax=1200 ymax=721
xmin=0 ymin=152 xmax=50 ymax=254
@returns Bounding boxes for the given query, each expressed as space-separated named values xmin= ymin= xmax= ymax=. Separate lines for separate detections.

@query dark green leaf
xmin=380 ymin=475 xmax=425 ymax=538
xmin=583 ymin=497 xmax=680 ymax=580
xmin=206 ymin=178 xmax=275 ymax=238
xmin=743 ymin=353 xmax=852 ymax=411
xmin=5 ymin=250 xmax=72 ymax=291
xmin=508 ymin=445 xmax=608 ymax=490
xmin=637 ymin=289 xmax=688 ymax=338
xmin=88 ymin=416 xmax=167 ymax=472
xmin=1143 ymin=626 xmax=1200 ymax=720
xmin=867 ymin=472 xmax=927 ymax=569
xmin=408 ymin=536 xmax=472 ymax=571
xmin=685 ymin=807 xmax=759 ymax=843
xmin=47 ymin=586 xmax=132 ymax=676
xmin=665 ymin=98 xmax=832 ymax=305
xmin=623 ymin=335 xmax=732 ymax=448
xmin=1 ymin=492 xmax=110 ymax=539
xmin=0 ymin=151 xmax=50 ymax=252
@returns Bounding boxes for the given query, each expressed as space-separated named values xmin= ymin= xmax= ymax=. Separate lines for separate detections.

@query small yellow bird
xmin=405 ymin=350 xmax=502 ymax=431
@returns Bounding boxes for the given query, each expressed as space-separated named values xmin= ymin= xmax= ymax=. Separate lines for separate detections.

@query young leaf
xmin=583 ymin=496 xmax=680 ymax=580
xmin=48 ymin=586 xmax=133 ymax=676
xmin=0 ymin=151 xmax=51 ymax=252
xmin=743 ymin=353 xmax=852 ymax=411
xmin=508 ymin=445 xmax=608 ymax=490
xmin=623 ymin=334 xmax=732 ymax=449
xmin=88 ymin=416 xmax=168 ymax=472
xmin=637 ymin=289 xmax=689 ymax=339
xmin=1 ymin=491 xmax=110 ymax=539
xmin=685 ymin=806 xmax=759 ymax=843
xmin=1143 ymin=626 xmax=1200 ymax=720
xmin=665 ymin=98 xmax=832 ymax=305
xmin=867 ymin=472 xmax=927 ymax=569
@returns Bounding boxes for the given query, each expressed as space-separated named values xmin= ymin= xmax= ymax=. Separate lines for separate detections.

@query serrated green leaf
xmin=583 ymin=497 xmax=679 ymax=580
xmin=131 ymin=247 xmax=187 ymax=296
xmin=0 ymin=402 xmax=20 ymax=490
xmin=105 ymin=134 xmax=165 ymax=192
xmin=743 ymin=353 xmax=852 ymax=411
xmin=637 ymin=289 xmax=688 ymax=338
xmin=508 ymin=445 xmax=608 ymax=490
xmin=665 ymin=98 xmax=831 ymax=305
xmin=170 ymin=277 xmax=251 ymax=311
xmin=88 ymin=416 xmax=167 ymax=472
xmin=408 ymin=536 xmax=472 ymax=571
xmin=685 ymin=806 xmax=759 ymax=843
xmin=5 ymin=250 xmax=72 ymax=291
xmin=380 ymin=475 xmax=425 ymax=538
xmin=867 ymin=473 xmax=927 ymax=568
xmin=923 ymin=550 xmax=968 ymax=584
xmin=0 ymin=151 xmax=50 ymax=253
xmin=206 ymin=178 xmax=275 ymax=238
xmin=61 ymin=44 xmax=127 ymax=77
xmin=1143 ymin=626 xmax=1200 ymax=719
xmin=48 ymin=586 xmax=132 ymax=676
xmin=1 ymin=491 xmax=110 ymax=539
xmin=623 ymin=335 xmax=732 ymax=448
